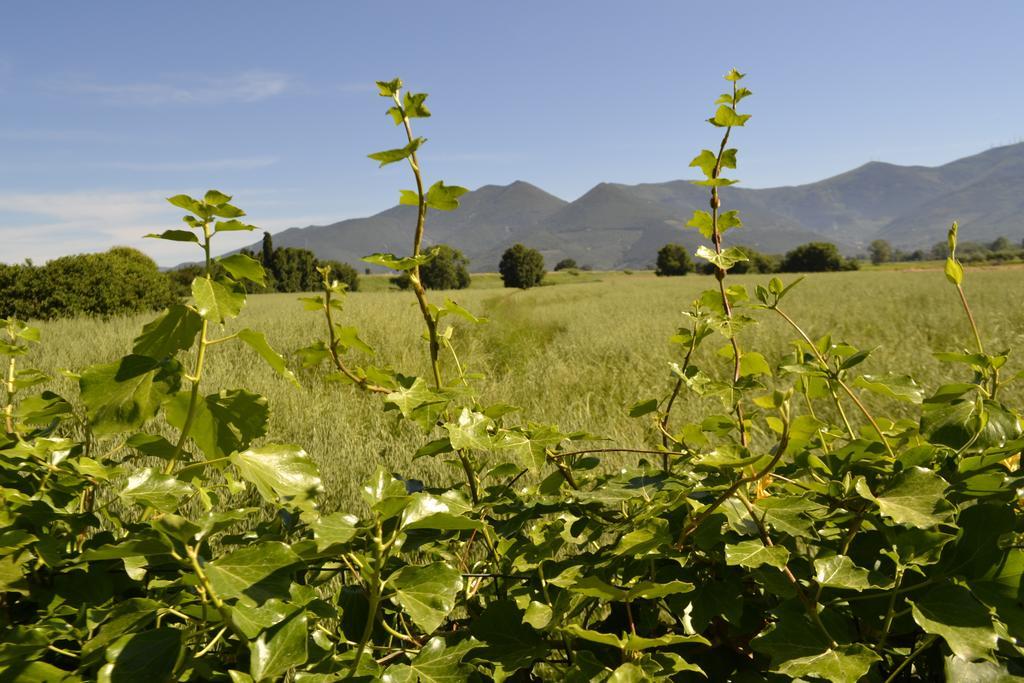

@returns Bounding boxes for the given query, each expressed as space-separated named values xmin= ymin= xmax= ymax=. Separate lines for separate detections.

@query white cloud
xmin=0 ymin=190 xmax=265 ymax=266
xmin=55 ymin=70 xmax=290 ymax=105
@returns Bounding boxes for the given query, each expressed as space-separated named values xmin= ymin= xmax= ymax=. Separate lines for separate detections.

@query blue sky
xmin=2 ymin=1 xmax=1023 ymax=265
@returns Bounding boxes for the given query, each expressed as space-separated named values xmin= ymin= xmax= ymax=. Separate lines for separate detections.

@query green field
xmin=27 ymin=267 xmax=1024 ymax=512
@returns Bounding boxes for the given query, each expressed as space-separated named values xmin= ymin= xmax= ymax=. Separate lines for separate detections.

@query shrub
xmin=0 ymin=247 xmax=177 ymax=320
xmin=655 ymin=243 xmax=692 ymax=276
xmin=869 ymin=239 xmax=893 ymax=265
xmin=779 ymin=241 xmax=856 ymax=272
xmin=499 ymin=243 xmax=545 ymax=288
xmin=392 ymin=244 xmax=470 ymax=290
xmin=554 ymin=257 xmax=577 ymax=271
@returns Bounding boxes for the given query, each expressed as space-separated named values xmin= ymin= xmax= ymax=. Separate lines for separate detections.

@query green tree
xmin=779 ymin=241 xmax=853 ymax=272
xmin=554 ymin=258 xmax=577 ymax=271
xmin=655 ymin=243 xmax=692 ymax=276
xmin=868 ymin=239 xmax=893 ymax=265
xmin=393 ymin=244 xmax=470 ymax=290
xmin=319 ymin=259 xmax=360 ymax=292
xmin=499 ymin=244 xmax=545 ymax=288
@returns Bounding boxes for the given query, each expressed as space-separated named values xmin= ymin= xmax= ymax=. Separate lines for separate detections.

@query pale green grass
xmin=26 ymin=268 xmax=1024 ymax=512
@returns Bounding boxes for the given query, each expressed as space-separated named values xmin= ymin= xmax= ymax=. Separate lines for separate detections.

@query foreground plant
xmin=2 ymin=72 xmax=1023 ymax=683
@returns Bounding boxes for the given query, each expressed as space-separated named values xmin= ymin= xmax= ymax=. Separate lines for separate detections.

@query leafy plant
xmin=655 ymin=243 xmax=693 ymax=276
xmin=2 ymin=70 xmax=1023 ymax=683
xmin=499 ymin=243 xmax=546 ymax=289
xmin=392 ymin=244 xmax=471 ymax=290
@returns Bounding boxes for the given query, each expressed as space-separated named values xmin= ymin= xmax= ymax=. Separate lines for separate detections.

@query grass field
xmin=26 ymin=268 xmax=1024 ymax=512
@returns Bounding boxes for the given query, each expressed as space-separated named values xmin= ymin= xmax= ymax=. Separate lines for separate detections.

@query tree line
xmin=868 ymin=235 xmax=1024 ymax=265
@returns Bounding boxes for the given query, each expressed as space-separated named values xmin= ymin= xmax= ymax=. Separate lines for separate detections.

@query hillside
xmin=241 ymin=142 xmax=1024 ymax=270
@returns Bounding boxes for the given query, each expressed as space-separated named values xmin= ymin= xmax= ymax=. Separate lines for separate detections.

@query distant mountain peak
xmin=234 ymin=142 xmax=1024 ymax=270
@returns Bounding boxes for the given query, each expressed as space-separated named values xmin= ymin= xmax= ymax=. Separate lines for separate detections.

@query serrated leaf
xmin=362 ymin=252 xmax=435 ymax=272
xmin=388 ymin=563 xmax=463 ymax=634
xmin=237 ymin=329 xmax=299 ymax=387
xmin=80 ymin=355 xmax=180 ymax=435
xmin=219 ymin=254 xmax=266 ymax=286
xmin=709 ymin=105 xmax=751 ymax=127
xmin=132 ymin=304 xmax=202 ymax=359
xmin=445 ymin=408 xmax=493 ymax=451
xmin=191 ymin=277 xmax=245 ymax=323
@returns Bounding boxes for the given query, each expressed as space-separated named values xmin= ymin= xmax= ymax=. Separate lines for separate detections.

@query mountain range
xmin=246 ymin=142 xmax=1024 ymax=271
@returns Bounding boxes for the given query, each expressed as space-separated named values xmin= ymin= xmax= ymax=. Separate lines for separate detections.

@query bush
xmin=392 ymin=244 xmax=470 ymax=290
xmin=0 ymin=247 xmax=177 ymax=320
xmin=655 ymin=243 xmax=691 ymax=276
xmin=697 ymin=245 xmax=779 ymax=275
xmin=779 ymin=241 xmax=856 ymax=272
xmin=499 ymin=243 xmax=545 ymax=288
xmin=554 ymin=258 xmax=577 ymax=271
xmin=869 ymin=239 xmax=893 ymax=265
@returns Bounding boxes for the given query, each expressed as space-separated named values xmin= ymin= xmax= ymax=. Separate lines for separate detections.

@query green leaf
xmin=382 ymin=637 xmax=473 ymax=683
xmin=102 ymin=628 xmax=183 ymax=683
xmin=205 ymin=541 xmax=302 ymax=604
xmin=813 ymin=555 xmax=893 ymax=591
xmin=237 ymin=329 xmax=299 ymax=388
xmin=368 ymin=137 xmax=425 ymax=167
xmin=629 ymin=398 xmax=658 ymax=417
xmin=204 ymin=189 xmax=231 ymax=206
xmin=192 ymin=276 xmax=245 ymax=323
xmin=80 ymin=355 xmax=180 ymax=435
xmin=445 ymin=408 xmax=493 ymax=451
xmin=724 ymin=68 xmax=745 ymax=82
xmin=688 ymin=150 xmax=718 ymax=178
xmin=166 ymin=389 xmax=268 ymax=460
xmin=398 ymin=189 xmax=419 ymax=206
xmin=361 ymin=252 xmax=435 ymax=272
xmin=119 ymin=468 xmax=192 ymax=512
xmin=945 ymin=221 xmax=963 ymax=285
xmin=403 ymin=91 xmax=431 ymax=119
xmin=739 ymin=352 xmax=771 ymax=377
xmin=424 ymin=181 xmax=468 ymax=211
xmin=853 ymin=374 xmax=924 ymax=403
xmin=250 ymin=610 xmax=308 ymax=682
xmin=910 ymin=583 xmax=998 ymax=660
xmin=726 ymin=540 xmax=790 ymax=569
xmin=470 ymin=601 xmax=550 ymax=671
xmin=866 ymin=466 xmax=953 ymax=529
xmin=435 ymin=298 xmax=487 ymax=324
xmin=695 ymin=245 xmax=748 ymax=271
xmin=132 ymin=304 xmax=203 ymax=359
xmin=219 ymin=253 xmax=266 ymax=286
xmin=388 ymin=563 xmax=463 ymax=634
xmin=230 ymin=444 xmax=322 ymax=511
xmin=333 ymin=325 xmax=374 ymax=355
xmin=685 ymin=210 xmax=714 ymax=239
xmin=376 ymin=78 xmax=402 ymax=97
xmin=385 ymin=378 xmax=449 ymax=431
xmin=753 ymin=605 xmax=879 ymax=683
xmin=167 ymin=194 xmax=202 ymax=214
xmin=311 ymin=512 xmax=358 ymax=551
xmin=214 ymin=219 xmax=257 ymax=233
xmin=709 ymin=105 xmax=751 ymax=127
xmin=145 ymin=229 xmax=199 ymax=243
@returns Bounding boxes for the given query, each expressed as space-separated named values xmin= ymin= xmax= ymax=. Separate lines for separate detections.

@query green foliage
xmin=780 ymin=241 xmax=859 ymax=272
xmin=392 ymin=244 xmax=471 ymax=290
xmin=869 ymin=238 xmax=893 ymax=265
xmin=553 ymin=258 xmax=577 ymax=271
xmin=4 ymin=71 xmax=1024 ymax=683
xmin=0 ymin=247 xmax=177 ymax=320
xmin=655 ymin=243 xmax=692 ymax=276
xmin=499 ymin=243 xmax=545 ymax=288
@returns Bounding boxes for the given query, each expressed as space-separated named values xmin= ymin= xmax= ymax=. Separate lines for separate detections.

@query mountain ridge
xmin=238 ymin=142 xmax=1024 ymax=270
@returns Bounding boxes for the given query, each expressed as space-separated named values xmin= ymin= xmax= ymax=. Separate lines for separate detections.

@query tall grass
xmin=28 ymin=268 xmax=1024 ymax=511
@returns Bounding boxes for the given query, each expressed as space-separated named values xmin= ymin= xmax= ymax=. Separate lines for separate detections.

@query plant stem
xmin=875 ymin=567 xmax=904 ymax=652
xmin=882 ymin=634 xmax=936 ymax=683
xmin=4 ymin=355 xmax=15 ymax=434
xmin=773 ymin=306 xmax=895 ymax=457
xmin=321 ymin=271 xmax=389 ymax=394
xmin=346 ymin=524 xmax=388 ymax=681
xmin=956 ymin=283 xmax=999 ymax=397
